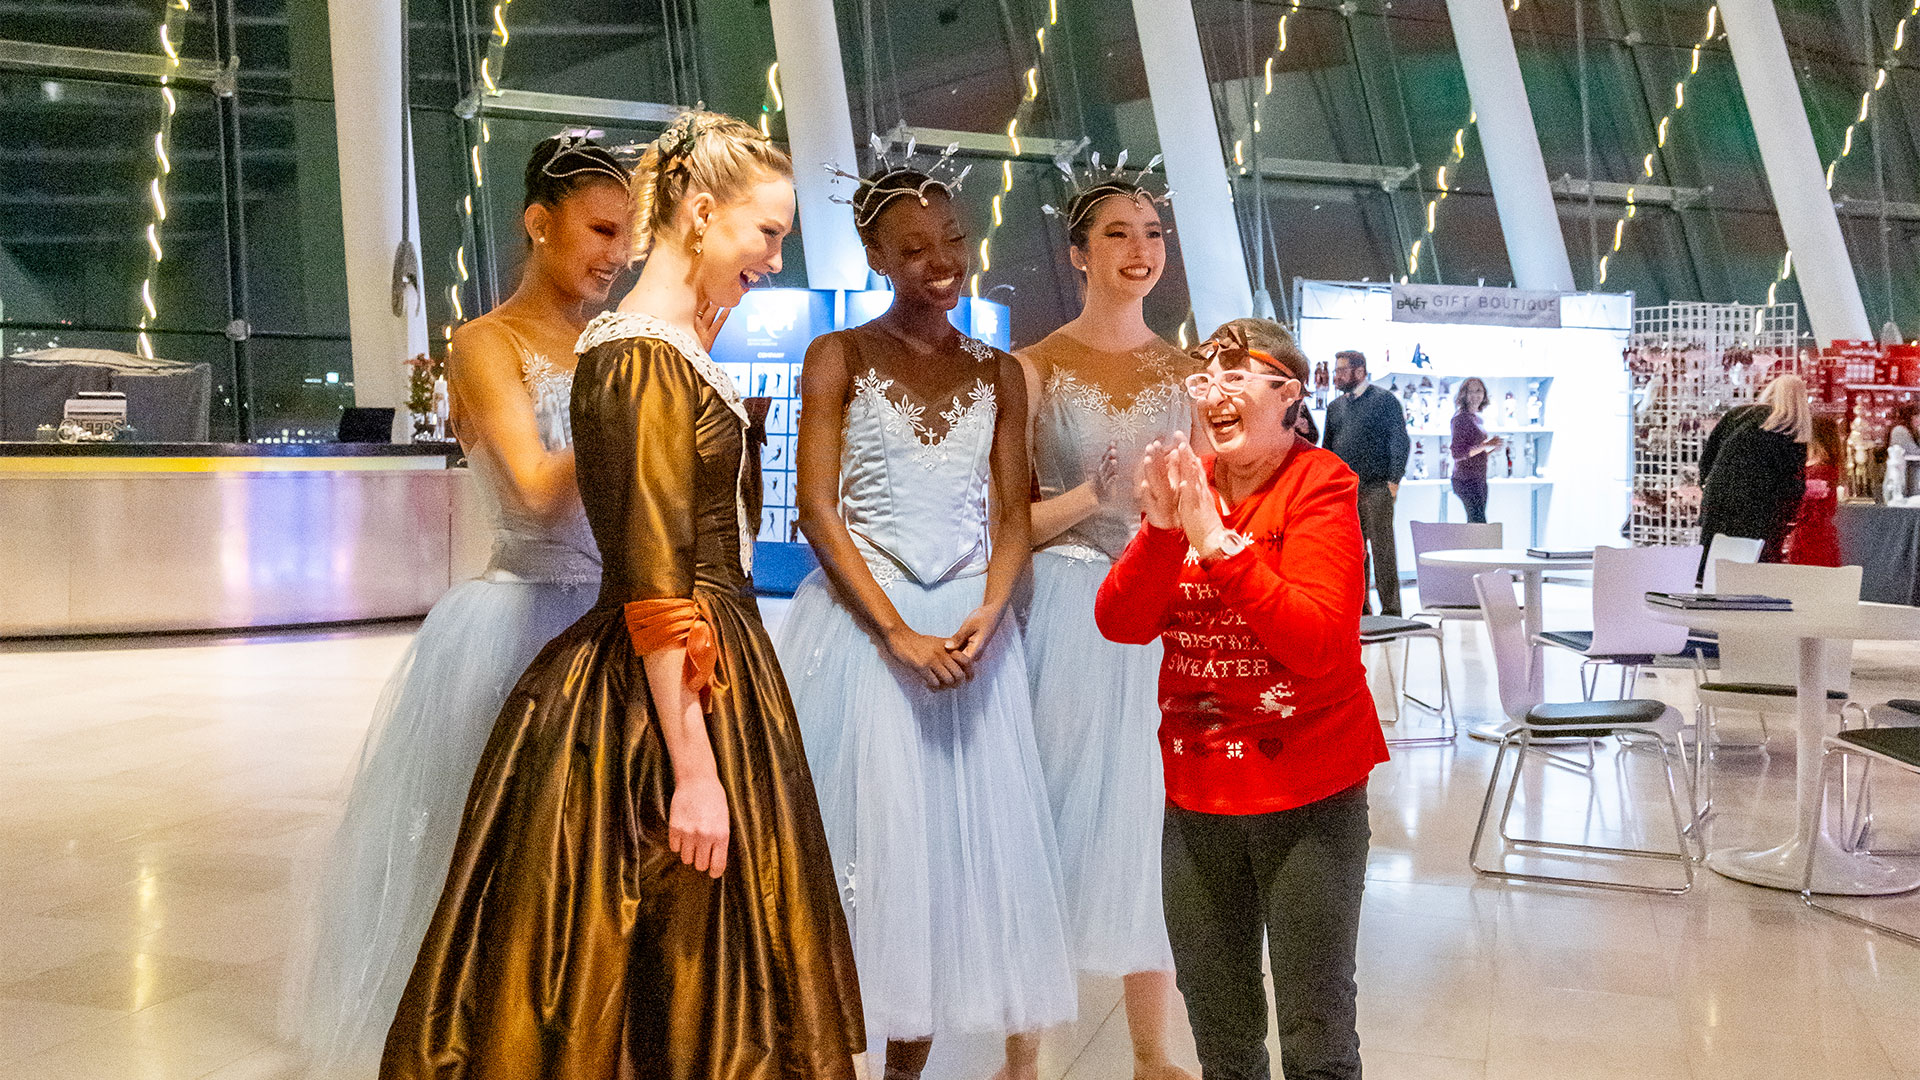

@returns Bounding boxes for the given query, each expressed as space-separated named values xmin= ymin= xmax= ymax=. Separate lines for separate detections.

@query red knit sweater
xmin=1095 ymin=443 xmax=1388 ymax=815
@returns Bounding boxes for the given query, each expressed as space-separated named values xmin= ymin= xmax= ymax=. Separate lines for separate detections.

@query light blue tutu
xmin=1027 ymin=550 xmax=1174 ymax=976
xmin=282 ymin=575 xmax=596 ymax=1068
xmin=777 ymin=569 xmax=1078 ymax=1042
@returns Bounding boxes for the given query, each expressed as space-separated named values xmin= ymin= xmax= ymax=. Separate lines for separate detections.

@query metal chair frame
xmin=1469 ymin=569 xmax=1702 ymax=894
xmin=1472 ymin=717 xmax=1702 ymax=895
xmin=1801 ymin=729 xmax=1920 ymax=946
xmin=1363 ymin=619 xmax=1454 ymax=747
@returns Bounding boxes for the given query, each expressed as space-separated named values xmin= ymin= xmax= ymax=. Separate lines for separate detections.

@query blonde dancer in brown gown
xmin=379 ymin=110 xmax=865 ymax=1080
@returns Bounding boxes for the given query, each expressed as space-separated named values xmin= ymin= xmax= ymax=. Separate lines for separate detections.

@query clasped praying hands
xmin=1136 ymin=432 xmax=1232 ymax=560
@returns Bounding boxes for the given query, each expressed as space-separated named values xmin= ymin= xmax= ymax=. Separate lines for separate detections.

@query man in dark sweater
xmin=1322 ymin=350 xmax=1410 ymax=616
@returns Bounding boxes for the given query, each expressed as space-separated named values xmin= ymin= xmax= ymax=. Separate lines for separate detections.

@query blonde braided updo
xmin=628 ymin=110 xmax=793 ymax=261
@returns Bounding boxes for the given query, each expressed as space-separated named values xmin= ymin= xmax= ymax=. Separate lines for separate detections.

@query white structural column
xmin=1719 ymin=0 xmax=1872 ymax=344
xmin=1444 ymin=0 xmax=1576 ymax=291
xmin=1129 ymin=0 xmax=1253 ymax=333
xmin=768 ymin=0 xmax=867 ymax=290
xmin=327 ymin=0 xmax=426 ymax=429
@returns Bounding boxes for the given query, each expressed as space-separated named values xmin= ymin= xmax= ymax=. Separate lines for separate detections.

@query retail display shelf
xmin=1407 ymin=426 xmax=1552 ymax=437
xmin=1844 ymin=384 xmax=1920 ymax=392
xmin=1400 ymin=478 xmax=1553 ymax=487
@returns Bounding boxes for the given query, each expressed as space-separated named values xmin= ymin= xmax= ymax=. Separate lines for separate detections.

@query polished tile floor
xmin=3 ymin=585 xmax=1918 ymax=1080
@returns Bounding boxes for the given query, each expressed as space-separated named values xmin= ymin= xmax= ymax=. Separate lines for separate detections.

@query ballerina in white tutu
xmin=1015 ymin=156 xmax=1197 ymax=1080
xmin=281 ymin=135 xmax=630 ymax=1072
xmin=775 ymin=157 xmax=1075 ymax=1080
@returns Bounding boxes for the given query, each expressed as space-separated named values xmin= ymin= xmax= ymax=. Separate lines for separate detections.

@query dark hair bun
xmin=523 ymin=134 xmax=628 ymax=213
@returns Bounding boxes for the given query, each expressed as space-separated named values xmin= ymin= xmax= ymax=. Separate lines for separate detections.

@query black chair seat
xmin=1836 ymin=725 xmax=1920 ymax=768
xmin=1359 ymin=616 xmax=1435 ymax=640
xmin=1538 ymin=629 xmax=1591 ymax=652
xmin=1886 ymin=699 xmax=1920 ymax=717
xmin=1537 ymin=629 xmax=1656 ymax=664
xmin=1668 ymin=638 xmax=1719 ymax=662
xmin=1698 ymin=681 xmax=1848 ymax=701
xmin=1525 ymin=698 xmax=1668 ymax=726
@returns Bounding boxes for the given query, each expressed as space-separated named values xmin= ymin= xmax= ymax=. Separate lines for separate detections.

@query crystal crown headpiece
xmin=1041 ymin=137 xmax=1172 ymax=231
xmin=827 ymin=131 xmax=975 ymax=229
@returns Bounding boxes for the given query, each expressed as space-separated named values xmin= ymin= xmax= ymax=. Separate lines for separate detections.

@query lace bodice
xmin=837 ymin=336 xmax=1000 ymax=587
xmin=1027 ymin=332 xmax=1191 ymax=560
xmin=469 ymin=342 xmax=601 ymax=584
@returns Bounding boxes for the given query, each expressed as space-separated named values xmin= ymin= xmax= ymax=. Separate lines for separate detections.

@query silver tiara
xmin=1041 ymin=138 xmax=1171 ymax=231
xmin=540 ymin=131 xmax=630 ymax=186
xmin=826 ymin=132 xmax=975 ymax=229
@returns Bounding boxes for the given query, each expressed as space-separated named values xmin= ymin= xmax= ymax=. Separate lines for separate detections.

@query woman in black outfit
xmin=1696 ymin=373 xmax=1811 ymax=577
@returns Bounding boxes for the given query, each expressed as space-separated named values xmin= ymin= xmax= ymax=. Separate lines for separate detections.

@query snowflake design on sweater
xmin=1258 ymin=682 xmax=1297 ymax=717
xmin=1172 ymin=738 xmax=1185 ymax=756
xmin=1226 ymin=741 xmax=1245 ymax=759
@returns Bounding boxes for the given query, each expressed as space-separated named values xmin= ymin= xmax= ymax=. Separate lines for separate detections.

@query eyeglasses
xmin=1184 ymin=369 xmax=1294 ymax=399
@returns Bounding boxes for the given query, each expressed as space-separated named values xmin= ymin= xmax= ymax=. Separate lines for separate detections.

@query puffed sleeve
xmin=572 ymin=336 xmax=717 ymax=690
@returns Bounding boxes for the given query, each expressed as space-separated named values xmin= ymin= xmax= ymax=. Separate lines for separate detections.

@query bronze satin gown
xmin=380 ymin=326 xmax=865 ymax=1080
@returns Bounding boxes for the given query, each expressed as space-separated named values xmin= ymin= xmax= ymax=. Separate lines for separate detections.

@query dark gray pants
xmin=1356 ymin=481 xmax=1400 ymax=616
xmin=1162 ymin=785 xmax=1370 ymax=1080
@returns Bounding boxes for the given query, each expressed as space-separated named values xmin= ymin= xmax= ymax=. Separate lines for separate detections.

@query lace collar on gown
xmin=574 ymin=309 xmax=755 ymax=576
xmin=577 ymin=311 xmax=748 ymax=425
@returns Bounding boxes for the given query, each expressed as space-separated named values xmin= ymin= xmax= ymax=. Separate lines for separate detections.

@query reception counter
xmin=1 ymin=443 xmax=490 ymax=637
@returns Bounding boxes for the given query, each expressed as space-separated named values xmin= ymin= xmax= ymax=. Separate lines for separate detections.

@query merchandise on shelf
xmin=1626 ymin=302 xmax=1802 ymax=546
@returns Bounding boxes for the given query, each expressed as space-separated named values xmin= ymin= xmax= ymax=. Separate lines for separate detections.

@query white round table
xmin=1644 ymin=599 xmax=1920 ymax=896
xmin=1420 ymin=548 xmax=1594 ymax=742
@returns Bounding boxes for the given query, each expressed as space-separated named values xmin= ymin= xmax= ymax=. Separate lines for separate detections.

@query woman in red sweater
xmin=1096 ymin=323 xmax=1386 ymax=1080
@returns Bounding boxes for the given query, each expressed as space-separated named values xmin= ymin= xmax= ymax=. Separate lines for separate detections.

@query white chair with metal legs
xmin=1801 ymin=720 xmax=1920 ymax=944
xmin=1837 ymin=698 xmax=1920 ymax=856
xmin=1403 ymin=520 xmax=1501 ymax=722
xmin=1700 ymin=534 xmax=1764 ymax=592
xmin=1410 ymin=520 xmax=1503 ymax=628
xmin=1695 ymin=561 xmax=1861 ymax=752
xmin=1535 ymin=544 xmax=1701 ymax=700
xmin=1361 ymin=615 xmax=1454 ymax=746
xmin=1645 ymin=535 xmax=1766 ymax=686
xmin=1469 ymin=570 xmax=1701 ymax=894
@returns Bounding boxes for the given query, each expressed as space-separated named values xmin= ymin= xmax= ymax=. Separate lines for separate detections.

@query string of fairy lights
xmin=1595 ymin=5 xmax=1722 ymax=287
xmin=135 ymin=0 xmax=193 ymax=359
xmin=761 ymin=61 xmax=783 ymax=139
xmin=968 ymin=0 xmax=1061 ymax=301
xmin=442 ymin=1 xmax=514 ymax=342
xmin=1399 ymin=1 xmax=1526 ymax=283
xmin=1235 ymin=1 xmax=1484 ymax=285
xmin=1765 ymin=0 xmax=1919 ymax=306
xmin=1404 ymin=119 xmax=1475 ymax=283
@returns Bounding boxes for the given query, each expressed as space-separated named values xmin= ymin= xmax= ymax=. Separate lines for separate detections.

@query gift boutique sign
xmin=1390 ymin=284 xmax=1563 ymax=328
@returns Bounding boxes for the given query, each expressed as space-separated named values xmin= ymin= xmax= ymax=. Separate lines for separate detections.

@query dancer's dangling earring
xmin=692 ymin=222 xmax=707 ymax=256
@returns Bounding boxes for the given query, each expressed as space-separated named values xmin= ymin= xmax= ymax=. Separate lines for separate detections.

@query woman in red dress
xmin=1784 ymin=414 xmax=1844 ymax=567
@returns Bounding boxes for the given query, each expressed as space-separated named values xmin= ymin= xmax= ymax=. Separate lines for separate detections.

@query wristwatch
xmin=1200 ymin=528 xmax=1250 ymax=565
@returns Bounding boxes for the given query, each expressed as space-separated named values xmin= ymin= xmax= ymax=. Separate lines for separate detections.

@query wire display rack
xmin=1626 ymin=302 xmax=1802 ymax=547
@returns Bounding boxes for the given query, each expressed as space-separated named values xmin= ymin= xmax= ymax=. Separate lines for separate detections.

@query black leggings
xmin=1454 ymin=482 xmax=1488 ymax=524
xmin=1162 ymin=784 xmax=1370 ymax=1080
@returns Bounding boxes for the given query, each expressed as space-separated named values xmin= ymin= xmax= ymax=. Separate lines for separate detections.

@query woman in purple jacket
xmin=1449 ymin=377 xmax=1502 ymax=524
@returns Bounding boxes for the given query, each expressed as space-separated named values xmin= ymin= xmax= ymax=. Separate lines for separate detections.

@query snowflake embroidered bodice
xmin=1027 ymin=331 xmax=1191 ymax=561
xmin=838 ymin=356 xmax=999 ymax=588
xmin=467 ymin=340 xmax=600 ymax=584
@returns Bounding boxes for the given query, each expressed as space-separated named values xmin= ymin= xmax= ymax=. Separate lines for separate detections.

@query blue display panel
xmin=842 ymin=290 xmax=1012 ymax=351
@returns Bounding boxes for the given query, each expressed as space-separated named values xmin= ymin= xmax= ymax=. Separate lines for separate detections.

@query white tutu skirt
xmin=1026 ymin=551 xmax=1174 ymax=976
xmin=280 ymin=574 xmax=597 ymax=1070
xmin=776 ymin=569 xmax=1077 ymax=1042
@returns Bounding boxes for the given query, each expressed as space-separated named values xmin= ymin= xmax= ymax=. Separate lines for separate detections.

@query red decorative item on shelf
xmin=1889 ymin=344 xmax=1920 ymax=387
